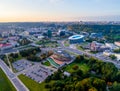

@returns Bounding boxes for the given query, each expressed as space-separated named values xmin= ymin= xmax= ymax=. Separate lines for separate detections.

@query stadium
xmin=68 ymin=35 xmax=84 ymax=44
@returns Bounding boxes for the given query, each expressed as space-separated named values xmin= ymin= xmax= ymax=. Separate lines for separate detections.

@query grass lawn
xmin=0 ymin=68 xmax=16 ymax=91
xmin=64 ymin=41 xmax=69 ymax=47
xmin=114 ymin=35 xmax=120 ymax=39
xmin=45 ymin=43 xmax=59 ymax=48
xmin=65 ymin=50 xmax=78 ymax=56
xmin=76 ymin=45 xmax=84 ymax=51
xmin=18 ymin=74 xmax=49 ymax=91
xmin=36 ymin=40 xmax=59 ymax=48
xmin=65 ymin=62 xmax=90 ymax=73
xmin=36 ymin=41 xmax=43 ymax=45
xmin=14 ymin=54 xmax=23 ymax=61
xmin=89 ymin=51 xmax=98 ymax=54
xmin=42 ymin=61 xmax=51 ymax=66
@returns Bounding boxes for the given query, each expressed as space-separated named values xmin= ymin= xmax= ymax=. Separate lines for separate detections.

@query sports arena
xmin=68 ymin=35 xmax=84 ymax=44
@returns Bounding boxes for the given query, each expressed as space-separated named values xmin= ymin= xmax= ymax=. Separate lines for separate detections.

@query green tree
xmin=110 ymin=81 xmax=120 ymax=91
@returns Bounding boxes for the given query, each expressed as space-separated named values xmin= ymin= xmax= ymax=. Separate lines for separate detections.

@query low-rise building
xmin=90 ymin=33 xmax=103 ymax=39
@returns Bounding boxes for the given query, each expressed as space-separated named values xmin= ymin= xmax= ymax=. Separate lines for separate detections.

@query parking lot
xmin=12 ymin=59 xmax=33 ymax=72
xmin=24 ymin=64 xmax=52 ymax=83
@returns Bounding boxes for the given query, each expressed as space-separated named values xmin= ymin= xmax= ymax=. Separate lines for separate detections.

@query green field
xmin=36 ymin=40 xmax=59 ymax=48
xmin=65 ymin=62 xmax=90 ymax=73
xmin=42 ymin=61 xmax=51 ymax=66
xmin=65 ymin=50 xmax=78 ymax=56
xmin=0 ymin=68 xmax=16 ymax=91
xmin=45 ymin=43 xmax=59 ymax=48
xmin=76 ymin=45 xmax=84 ymax=51
xmin=64 ymin=41 xmax=69 ymax=47
xmin=18 ymin=74 xmax=49 ymax=91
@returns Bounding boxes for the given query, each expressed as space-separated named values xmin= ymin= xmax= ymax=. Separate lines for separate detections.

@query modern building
xmin=68 ymin=35 xmax=84 ymax=44
xmin=90 ymin=41 xmax=109 ymax=52
xmin=58 ymin=29 xmax=66 ymax=36
xmin=90 ymin=33 xmax=103 ymax=39
xmin=81 ymin=32 xmax=89 ymax=37
xmin=47 ymin=30 xmax=52 ymax=38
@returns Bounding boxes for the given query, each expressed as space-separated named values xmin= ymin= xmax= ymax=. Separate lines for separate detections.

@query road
xmin=58 ymin=40 xmax=120 ymax=69
xmin=0 ymin=59 xmax=29 ymax=91
xmin=0 ymin=48 xmax=18 ymax=55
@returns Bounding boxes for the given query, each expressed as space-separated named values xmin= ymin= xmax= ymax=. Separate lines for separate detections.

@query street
xmin=0 ymin=59 xmax=29 ymax=91
xmin=59 ymin=40 xmax=120 ymax=69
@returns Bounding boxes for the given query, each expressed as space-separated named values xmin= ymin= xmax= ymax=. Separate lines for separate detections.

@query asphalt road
xmin=59 ymin=40 xmax=120 ymax=69
xmin=0 ymin=59 xmax=29 ymax=91
xmin=0 ymin=49 xmax=18 ymax=55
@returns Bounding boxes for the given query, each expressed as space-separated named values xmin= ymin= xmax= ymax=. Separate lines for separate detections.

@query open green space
xmin=18 ymin=74 xmax=50 ymax=91
xmin=114 ymin=35 xmax=120 ymax=39
xmin=89 ymin=51 xmax=99 ymax=54
xmin=12 ymin=54 xmax=23 ymax=61
xmin=65 ymin=62 xmax=90 ymax=73
xmin=36 ymin=40 xmax=59 ymax=48
xmin=65 ymin=50 xmax=78 ymax=56
xmin=76 ymin=42 xmax=89 ymax=51
xmin=76 ymin=45 xmax=84 ymax=51
xmin=64 ymin=41 xmax=69 ymax=47
xmin=45 ymin=43 xmax=59 ymax=48
xmin=0 ymin=68 xmax=16 ymax=91
xmin=42 ymin=61 xmax=51 ymax=66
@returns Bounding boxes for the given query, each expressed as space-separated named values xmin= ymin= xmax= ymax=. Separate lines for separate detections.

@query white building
xmin=105 ymin=43 xmax=119 ymax=50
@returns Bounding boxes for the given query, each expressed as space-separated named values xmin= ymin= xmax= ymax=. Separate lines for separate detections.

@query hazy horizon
xmin=0 ymin=0 xmax=120 ymax=22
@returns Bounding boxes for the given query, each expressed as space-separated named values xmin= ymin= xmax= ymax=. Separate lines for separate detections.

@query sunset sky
xmin=0 ymin=0 xmax=120 ymax=22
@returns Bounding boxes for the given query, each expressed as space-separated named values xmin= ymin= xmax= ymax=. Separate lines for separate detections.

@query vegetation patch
xmin=18 ymin=74 xmax=50 ymax=91
xmin=0 ymin=68 xmax=16 ymax=91
xmin=65 ymin=62 xmax=89 ymax=73
xmin=42 ymin=61 xmax=51 ymax=66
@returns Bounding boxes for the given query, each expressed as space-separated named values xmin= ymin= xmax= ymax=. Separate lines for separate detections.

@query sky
xmin=0 ymin=0 xmax=120 ymax=22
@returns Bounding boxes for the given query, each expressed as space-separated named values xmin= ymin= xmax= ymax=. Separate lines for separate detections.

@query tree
xmin=75 ymin=77 xmax=106 ymax=91
xmin=109 ymin=54 xmax=117 ymax=60
xmin=47 ymin=50 xmax=54 ymax=56
xmin=101 ymin=62 xmax=118 ymax=81
xmin=114 ymin=48 xmax=120 ymax=53
xmin=45 ymin=84 xmax=51 ymax=88
xmin=88 ymin=87 xmax=98 ymax=91
xmin=72 ymin=65 xmax=79 ymax=70
xmin=74 ymin=55 xmax=84 ymax=63
xmin=110 ymin=81 xmax=120 ymax=91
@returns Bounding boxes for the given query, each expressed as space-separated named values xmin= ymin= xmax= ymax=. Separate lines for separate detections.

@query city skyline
xmin=0 ymin=0 xmax=120 ymax=22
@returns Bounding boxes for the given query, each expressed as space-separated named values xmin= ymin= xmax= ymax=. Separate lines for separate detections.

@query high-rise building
xmin=47 ymin=30 xmax=52 ymax=38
